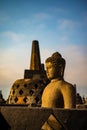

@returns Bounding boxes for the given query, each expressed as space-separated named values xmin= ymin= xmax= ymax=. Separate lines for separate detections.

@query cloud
xmin=81 ymin=11 xmax=87 ymax=27
xmin=57 ymin=17 xmax=87 ymax=37
xmin=57 ymin=19 xmax=79 ymax=30
xmin=34 ymin=12 xmax=51 ymax=20
xmin=37 ymin=23 xmax=46 ymax=29
xmin=53 ymin=7 xmax=67 ymax=14
xmin=0 ymin=47 xmax=26 ymax=81
xmin=46 ymin=7 xmax=67 ymax=16
xmin=0 ymin=11 xmax=10 ymax=25
xmin=2 ymin=31 xmax=26 ymax=42
xmin=41 ymin=48 xmax=53 ymax=63
xmin=0 ymin=43 xmax=31 ymax=99
xmin=59 ymin=44 xmax=87 ymax=96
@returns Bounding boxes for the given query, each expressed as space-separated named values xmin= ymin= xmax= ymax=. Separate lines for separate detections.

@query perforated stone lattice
xmin=8 ymin=78 xmax=48 ymax=106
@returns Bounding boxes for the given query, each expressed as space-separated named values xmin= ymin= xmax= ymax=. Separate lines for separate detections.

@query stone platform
xmin=0 ymin=105 xmax=87 ymax=130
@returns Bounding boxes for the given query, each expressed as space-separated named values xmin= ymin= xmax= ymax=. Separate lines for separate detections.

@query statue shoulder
xmin=61 ymin=80 xmax=75 ymax=92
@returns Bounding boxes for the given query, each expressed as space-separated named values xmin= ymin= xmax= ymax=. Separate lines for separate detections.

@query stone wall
xmin=0 ymin=105 xmax=87 ymax=130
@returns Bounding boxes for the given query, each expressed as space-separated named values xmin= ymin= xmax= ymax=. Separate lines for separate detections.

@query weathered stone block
xmin=0 ymin=106 xmax=87 ymax=130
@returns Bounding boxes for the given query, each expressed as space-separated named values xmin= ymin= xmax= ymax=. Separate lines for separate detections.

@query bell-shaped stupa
xmin=7 ymin=40 xmax=49 ymax=106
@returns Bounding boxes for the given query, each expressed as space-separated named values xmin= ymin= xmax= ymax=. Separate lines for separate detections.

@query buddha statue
xmin=41 ymin=52 xmax=76 ymax=130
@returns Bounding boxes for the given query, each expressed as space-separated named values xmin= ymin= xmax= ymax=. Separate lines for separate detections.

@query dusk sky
xmin=0 ymin=0 xmax=87 ymax=100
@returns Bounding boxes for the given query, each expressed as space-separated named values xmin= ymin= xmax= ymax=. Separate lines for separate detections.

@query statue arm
xmin=63 ymin=85 xmax=76 ymax=108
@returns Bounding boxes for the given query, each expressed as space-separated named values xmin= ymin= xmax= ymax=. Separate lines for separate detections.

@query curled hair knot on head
xmin=52 ymin=52 xmax=62 ymax=59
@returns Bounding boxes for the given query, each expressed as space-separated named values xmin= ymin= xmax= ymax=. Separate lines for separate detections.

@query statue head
xmin=45 ymin=52 xmax=66 ymax=80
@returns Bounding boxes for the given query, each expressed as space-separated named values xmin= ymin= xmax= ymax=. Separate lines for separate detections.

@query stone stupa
xmin=7 ymin=40 xmax=49 ymax=106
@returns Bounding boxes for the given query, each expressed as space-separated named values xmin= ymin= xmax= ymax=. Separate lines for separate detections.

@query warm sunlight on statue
xmin=41 ymin=52 xmax=76 ymax=130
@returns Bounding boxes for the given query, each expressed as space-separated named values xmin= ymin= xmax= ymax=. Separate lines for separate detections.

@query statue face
xmin=45 ymin=62 xmax=57 ymax=80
